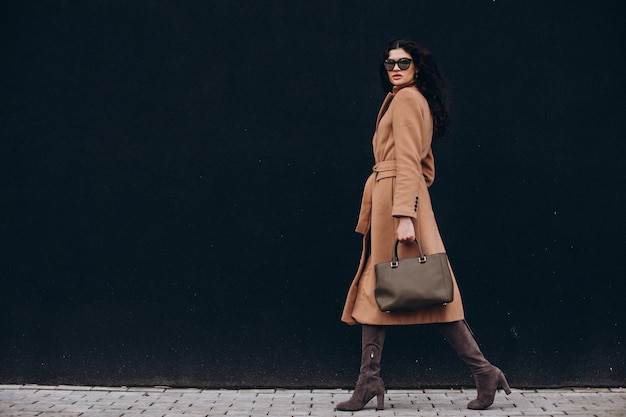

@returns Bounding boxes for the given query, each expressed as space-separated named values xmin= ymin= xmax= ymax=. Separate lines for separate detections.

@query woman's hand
xmin=396 ymin=217 xmax=415 ymax=243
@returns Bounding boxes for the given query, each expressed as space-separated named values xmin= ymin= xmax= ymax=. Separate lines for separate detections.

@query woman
xmin=338 ymin=39 xmax=511 ymax=411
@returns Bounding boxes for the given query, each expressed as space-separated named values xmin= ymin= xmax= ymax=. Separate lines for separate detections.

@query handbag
xmin=374 ymin=238 xmax=454 ymax=312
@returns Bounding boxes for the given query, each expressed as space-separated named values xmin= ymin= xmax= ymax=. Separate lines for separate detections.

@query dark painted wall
xmin=2 ymin=1 xmax=624 ymax=388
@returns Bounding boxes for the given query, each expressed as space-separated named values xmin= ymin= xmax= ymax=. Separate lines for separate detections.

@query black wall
xmin=2 ymin=1 xmax=625 ymax=388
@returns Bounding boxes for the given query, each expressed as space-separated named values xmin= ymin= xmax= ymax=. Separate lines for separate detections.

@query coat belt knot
xmin=355 ymin=160 xmax=397 ymax=235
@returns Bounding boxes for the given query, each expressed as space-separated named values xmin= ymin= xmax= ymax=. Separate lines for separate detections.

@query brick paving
xmin=0 ymin=385 xmax=624 ymax=417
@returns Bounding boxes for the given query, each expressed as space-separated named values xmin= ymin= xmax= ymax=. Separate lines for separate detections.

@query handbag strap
xmin=391 ymin=238 xmax=426 ymax=267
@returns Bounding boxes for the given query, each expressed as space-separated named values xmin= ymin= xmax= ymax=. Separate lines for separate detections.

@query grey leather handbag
xmin=375 ymin=239 xmax=454 ymax=312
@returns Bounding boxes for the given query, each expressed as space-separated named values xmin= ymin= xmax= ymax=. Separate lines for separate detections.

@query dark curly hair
xmin=379 ymin=39 xmax=451 ymax=139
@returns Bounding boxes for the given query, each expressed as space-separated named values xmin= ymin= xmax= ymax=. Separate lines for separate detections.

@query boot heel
xmin=375 ymin=391 xmax=384 ymax=410
xmin=499 ymin=371 xmax=512 ymax=395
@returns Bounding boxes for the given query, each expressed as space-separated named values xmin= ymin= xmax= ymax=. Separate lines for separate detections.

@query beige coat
xmin=341 ymin=82 xmax=465 ymax=325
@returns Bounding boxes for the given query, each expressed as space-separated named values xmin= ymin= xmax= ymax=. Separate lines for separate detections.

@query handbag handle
xmin=390 ymin=238 xmax=426 ymax=268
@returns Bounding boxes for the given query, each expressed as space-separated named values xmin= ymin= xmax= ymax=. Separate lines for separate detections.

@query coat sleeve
xmin=390 ymin=89 xmax=429 ymax=218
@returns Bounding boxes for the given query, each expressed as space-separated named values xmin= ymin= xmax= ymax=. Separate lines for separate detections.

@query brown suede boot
xmin=336 ymin=325 xmax=386 ymax=411
xmin=439 ymin=320 xmax=511 ymax=410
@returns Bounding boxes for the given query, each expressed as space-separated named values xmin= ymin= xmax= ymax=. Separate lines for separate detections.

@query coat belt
xmin=355 ymin=160 xmax=397 ymax=235
xmin=373 ymin=160 xmax=397 ymax=174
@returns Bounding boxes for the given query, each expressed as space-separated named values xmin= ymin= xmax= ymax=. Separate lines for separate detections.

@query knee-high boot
xmin=336 ymin=325 xmax=386 ymax=411
xmin=439 ymin=320 xmax=511 ymax=410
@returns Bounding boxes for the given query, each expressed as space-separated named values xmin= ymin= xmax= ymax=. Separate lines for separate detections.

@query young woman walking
xmin=338 ymin=38 xmax=511 ymax=412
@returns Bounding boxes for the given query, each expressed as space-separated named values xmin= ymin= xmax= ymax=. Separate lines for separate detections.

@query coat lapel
xmin=375 ymin=93 xmax=394 ymax=128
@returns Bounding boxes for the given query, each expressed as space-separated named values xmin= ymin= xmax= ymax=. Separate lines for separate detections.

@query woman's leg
xmin=439 ymin=320 xmax=511 ymax=410
xmin=336 ymin=325 xmax=386 ymax=411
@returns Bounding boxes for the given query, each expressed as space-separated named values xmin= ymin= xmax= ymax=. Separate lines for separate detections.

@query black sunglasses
xmin=383 ymin=58 xmax=412 ymax=71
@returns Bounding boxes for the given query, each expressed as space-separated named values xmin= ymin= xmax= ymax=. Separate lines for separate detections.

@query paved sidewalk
xmin=0 ymin=385 xmax=624 ymax=417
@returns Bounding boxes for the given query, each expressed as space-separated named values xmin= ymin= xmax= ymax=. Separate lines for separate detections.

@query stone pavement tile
xmin=21 ymin=384 xmax=59 ymax=390
xmin=57 ymin=384 xmax=94 ymax=391
xmin=164 ymin=388 xmax=203 ymax=393
xmin=0 ymin=413 xmax=43 ymax=417
xmin=127 ymin=386 xmax=167 ymax=392
xmin=91 ymin=386 xmax=130 ymax=392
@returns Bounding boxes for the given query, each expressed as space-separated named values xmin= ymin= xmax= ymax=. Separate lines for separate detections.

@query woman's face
xmin=385 ymin=48 xmax=417 ymax=87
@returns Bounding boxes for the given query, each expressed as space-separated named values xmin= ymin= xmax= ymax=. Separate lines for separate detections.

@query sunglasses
xmin=383 ymin=58 xmax=412 ymax=71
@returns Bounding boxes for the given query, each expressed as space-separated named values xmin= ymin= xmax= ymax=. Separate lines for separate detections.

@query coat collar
xmin=376 ymin=81 xmax=418 ymax=126
xmin=392 ymin=80 xmax=417 ymax=94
